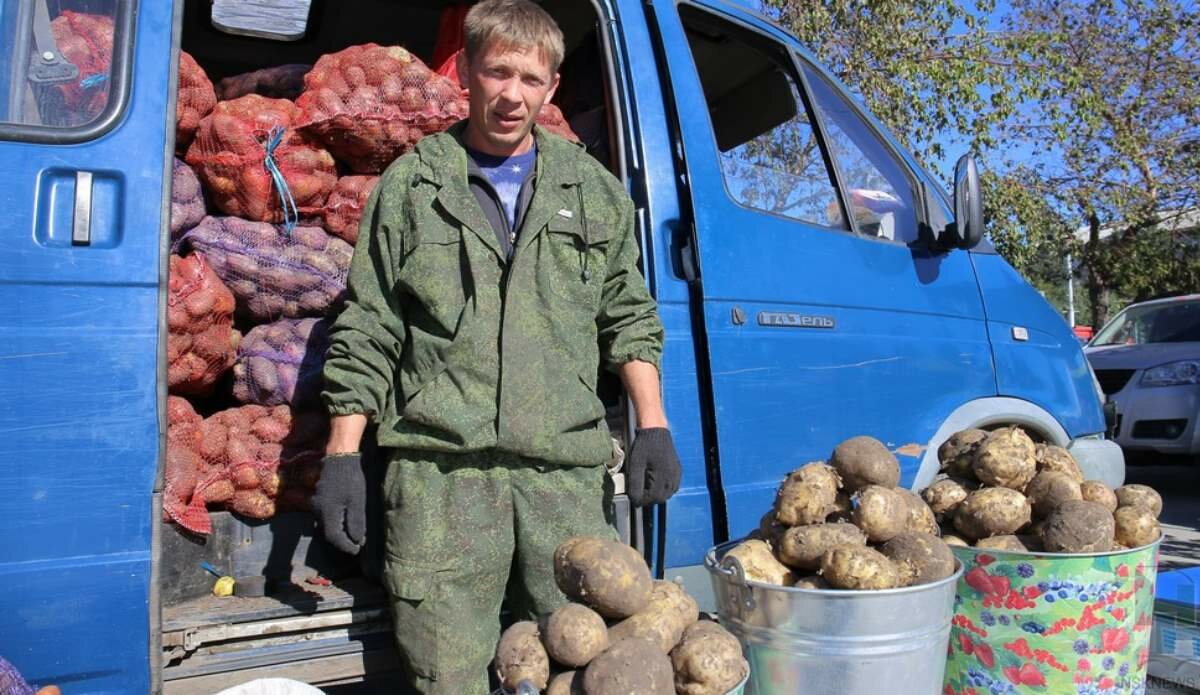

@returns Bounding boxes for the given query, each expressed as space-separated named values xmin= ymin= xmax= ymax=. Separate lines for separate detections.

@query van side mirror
xmin=947 ymin=154 xmax=984 ymax=250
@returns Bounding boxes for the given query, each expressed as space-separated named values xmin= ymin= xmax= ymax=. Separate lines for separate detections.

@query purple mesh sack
xmin=183 ymin=216 xmax=351 ymax=322
xmin=0 ymin=656 xmax=35 ymax=695
xmin=232 ymin=318 xmax=330 ymax=407
xmin=171 ymin=158 xmax=206 ymax=240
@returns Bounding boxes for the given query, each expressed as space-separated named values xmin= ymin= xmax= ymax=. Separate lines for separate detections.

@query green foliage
xmin=760 ymin=0 xmax=1200 ymax=326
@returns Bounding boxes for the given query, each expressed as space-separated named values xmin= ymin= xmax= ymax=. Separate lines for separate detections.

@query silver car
xmin=1085 ymin=294 xmax=1200 ymax=455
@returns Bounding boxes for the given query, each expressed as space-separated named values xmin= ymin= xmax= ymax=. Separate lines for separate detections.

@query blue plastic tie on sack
xmin=261 ymin=125 xmax=299 ymax=234
xmin=80 ymin=73 xmax=107 ymax=89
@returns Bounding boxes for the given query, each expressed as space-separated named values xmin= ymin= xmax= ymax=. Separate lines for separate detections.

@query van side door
xmin=645 ymin=0 xmax=995 ymax=539
xmin=0 ymin=0 xmax=175 ymax=690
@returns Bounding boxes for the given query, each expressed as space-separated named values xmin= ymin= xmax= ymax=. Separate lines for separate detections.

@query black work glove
xmin=311 ymin=453 xmax=367 ymax=555
xmin=625 ymin=428 xmax=682 ymax=507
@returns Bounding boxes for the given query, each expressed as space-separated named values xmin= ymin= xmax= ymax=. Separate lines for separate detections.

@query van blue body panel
xmin=971 ymin=252 xmax=1106 ymax=437
xmin=0 ymin=0 xmax=1113 ymax=688
xmin=0 ymin=0 xmax=173 ymax=690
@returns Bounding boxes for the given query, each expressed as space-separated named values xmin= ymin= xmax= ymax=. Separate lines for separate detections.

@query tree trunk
xmin=1084 ymin=212 xmax=1110 ymax=328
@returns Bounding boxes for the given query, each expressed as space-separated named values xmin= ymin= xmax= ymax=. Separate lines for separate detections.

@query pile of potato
xmin=494 ymin=537 xmax=749 ymax=695
xmin=725 ymin=436 xmax=956 ymax=591
xmin=923 ymin=426 xmax=1162 ymax=553
xmin=321 ymin=175 xmax=379 ymax=245
xmin=166 ymin=254 xmax=240 ymax=396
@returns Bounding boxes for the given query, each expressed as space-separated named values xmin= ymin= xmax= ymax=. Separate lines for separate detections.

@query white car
xmin=1085 ymin=294 xmax=1200 ymax=455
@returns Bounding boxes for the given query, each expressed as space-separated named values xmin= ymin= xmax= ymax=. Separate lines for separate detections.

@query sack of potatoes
xmin=923 ymin=425 xmax=1162 ymax=553
xmin=726 ymin=435 xmax=958 ymax=591
xmin=493 ymin=536 xmax=749 ymax=695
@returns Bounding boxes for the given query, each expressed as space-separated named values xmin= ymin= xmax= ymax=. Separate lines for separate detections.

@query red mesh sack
xmin=49 ymin=11 xmax=113 ymax=126
xmin=185 ymin=94 xmax=337 ymax=223
xmin=534 ymin=102 xmax=580 ymax=143
xmin=164 ymin=396 xmax=212 ymax=534
xmin=177 ymin=51 xmax=216 ymax=149
xmin=171 ymin=158 xmax=206 ymax=240
xmin=216 ymin=64 xmax=311 ymax=101
xmin=232 ymin=318 xmax=330 ymax=408
xmin=183 ymin=217 xmax=352 ymax=322
xmin=196 ymin=405 xmax=327 ymax=520
xmin=322 ymin=175 xmax=378 ymax=244
xmin=167 ymin=254 xmax=240 ymax=395
xmin=296 ymin=44 xmax=469 ymax=174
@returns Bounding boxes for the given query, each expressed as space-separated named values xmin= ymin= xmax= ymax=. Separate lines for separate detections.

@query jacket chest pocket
xmin=543 ymin=216 xmax=610 ymax=310
xmin=397 ymin=223 xmax=467 ymax=339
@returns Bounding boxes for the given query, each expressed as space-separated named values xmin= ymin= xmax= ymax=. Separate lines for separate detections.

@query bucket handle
xmin=719 ymin=554 xmax=757 ymax=612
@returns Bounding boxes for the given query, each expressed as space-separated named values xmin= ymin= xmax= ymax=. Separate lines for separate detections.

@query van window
xmin=679 ymin=6 xmax=846 ymax=230
xmin=0 ymin=0 xmax=126 ymax=132
xmin=800 ymin=63 xmax=920 ymax=243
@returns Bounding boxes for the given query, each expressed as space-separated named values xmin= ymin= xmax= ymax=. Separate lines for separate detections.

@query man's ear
xmin=456 ymin=49 xmax=470 ymax=88
xmin=544 ymin=72 xmax=561 ymax=104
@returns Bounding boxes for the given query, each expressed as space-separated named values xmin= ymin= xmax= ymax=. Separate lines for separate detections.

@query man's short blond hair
xmin=463 ymin=0 xmax=565 ymax=73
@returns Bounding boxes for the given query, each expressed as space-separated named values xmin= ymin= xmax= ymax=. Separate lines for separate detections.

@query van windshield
xmin=1091 ymin=298 xmax=1200 ymax=346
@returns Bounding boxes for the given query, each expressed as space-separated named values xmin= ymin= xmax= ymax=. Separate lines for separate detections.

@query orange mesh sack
xmin=232 ymin=318 xmax=330 ymax=408
xmin=322 ymin=175 xmax=378 ymax=244
xmin=167 ymin=254 xmax=240 ymax=396
xmin=296 ymin=44 xmax=469 ymax=174
xmin=216 ymin=64 xmax=311 ymax=101
xmin=196 ymin=405 xmax=327 ymax=520
xmin=185 ymin=94 xmax=337 ymax=223
xmin=49 ymin=11 xmax=113 ymax=126
xmin=164 ymin=396 xmax=212 ymax=534
xmin=177 ymin=51 xmax=216 ymax=149
xmin=171 ymin=158 xmax=206 ymax=240
xmin=183 ymin=217 xmax=352 ymax=322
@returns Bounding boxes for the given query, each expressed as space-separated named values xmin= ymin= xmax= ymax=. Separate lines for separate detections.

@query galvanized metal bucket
xmin=706 ymin=539 xmax=964 ymax=695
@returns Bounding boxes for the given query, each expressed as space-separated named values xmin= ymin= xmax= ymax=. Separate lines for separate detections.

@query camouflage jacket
xmin=321 ymin=122 xmax=664 ymax=466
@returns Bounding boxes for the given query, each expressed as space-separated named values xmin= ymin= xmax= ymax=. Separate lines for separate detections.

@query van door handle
xmin=72 ymin=170 xmax=93 ymax=246
xmin=673 ymin=221 xmax=699 ymax=283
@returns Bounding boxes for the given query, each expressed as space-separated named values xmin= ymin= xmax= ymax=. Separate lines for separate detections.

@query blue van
xmin=0 ymin=0 xmax=1120 ymax=691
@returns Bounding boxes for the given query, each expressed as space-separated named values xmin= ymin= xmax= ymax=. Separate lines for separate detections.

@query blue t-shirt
xmin=466 ymin=144 xmax=537 ymax=230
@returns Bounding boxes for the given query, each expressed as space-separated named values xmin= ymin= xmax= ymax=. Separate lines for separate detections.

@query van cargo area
xmin=160 ymin=0 xmax=625 ymax=690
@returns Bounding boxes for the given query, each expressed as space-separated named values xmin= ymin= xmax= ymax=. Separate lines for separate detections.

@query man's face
xmin=457 ymin=41 xmax=559 ymax=155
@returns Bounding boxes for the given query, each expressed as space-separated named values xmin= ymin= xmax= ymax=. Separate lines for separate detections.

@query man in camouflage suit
xmin=314 ymin=1 xmax=680 ymax=692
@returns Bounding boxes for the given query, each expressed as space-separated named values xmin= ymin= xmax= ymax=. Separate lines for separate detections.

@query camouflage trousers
xmin=380 ymin=448 xmax=617 ymax=695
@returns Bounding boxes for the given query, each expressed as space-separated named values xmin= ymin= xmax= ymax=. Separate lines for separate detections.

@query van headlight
xmin=1141 ymin=360 xmax=1200 ymax=386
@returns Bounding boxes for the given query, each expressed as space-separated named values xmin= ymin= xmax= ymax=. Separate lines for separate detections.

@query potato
xmin=942 ymin=534 xmax=969 ymax=547
xmin=723 ymin=540 xmax=795 ymax=586
xmin=1041 ymin=500 xmax=1115 ymax=553
xmin=821 ymin=545 xmax=900 ymax=590
xmin=954 ymin=487 xmax=1032 ymax=540
xmin=1113 ymin=506 xmax=1161 ymax=548
xmin=607 ymin=580 xmax=699 ymax=653
xmin=827 ymin=491 xmax=853 ymax=522
xmin=1116 ymin=484 xmax=1163 ymax=518
xmin=971 ymin=426 xmax=1037 ymax=490
xmin=670 ymin=621 xmax=749 ymax=695
xmin=880 ymin=533 xmax=956 ymax=586
xmin=974 ymin=535 xmax=1028 ymax=551
xmin=786 ymin=461 xmax=842 ymax=492
xmin=1080 ymin=480 xmax=1119 ymax=513
xmin=554 ymin=537 xmax=653 ymax=618
xmin=542 ymin=603 xmax=609 ymax=668
xmin=773 ymin=475 xmax=837 ymax=526
xmin=546 ymin=671 xmax=582 ymax=695
xmin=777 ymin=522 xmax=866 ymax=570
xmin=830 ymin=436 xmax=900 ymax=492
xmin=938 ymin=429 xmax=988 ymax=479
xmin=793 ymin=575 xmax=829 ymax=589
xmin=583 ymin=637 xmax=674 ymax=695
xmin=922 ymin=478 xmax=970 ymax=516
xmin=1024 ymin=471 xmax=1083 ymax=518
xmin=495 ymin=621 xmax=550 ymax=691
xmin=897 ymin=488 xmax=939 ymax=534
xmin=754 ymin=511 xmax=786 ymax=547
xmin=1035 ymin=444 xmax=1085 ymax=482
xmin=851 ymin=485 xmax=907 ymax=543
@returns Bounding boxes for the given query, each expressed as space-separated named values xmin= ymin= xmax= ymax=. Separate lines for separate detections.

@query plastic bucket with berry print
xmin=944 ymin=537 xmax=1162 ymax=695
